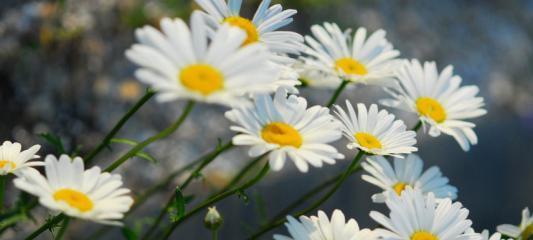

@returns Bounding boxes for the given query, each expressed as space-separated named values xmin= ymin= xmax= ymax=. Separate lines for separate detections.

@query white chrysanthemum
xmin=14 ymin=155 xmax=133 ymax=226
xmin=301 ymin=22 xmax=402 ymax=88
xmin=497 ymin=207 xmax=532 ymax=240
xmin=0 ymin=141 xmax=41 ymax=176
xmin=333 ymin=101 xmax=417 ymax=157
xmin=274 ymin=209 xmax=377 ymax=240
xmin=126 ymin=11 xmax=280 ymax=107
xmin=370 ymin=188 xmax=479 ymax=240
xmin=361 ymin=154 xmax=457 ymax=203
xmin=195 ymin=0 xmax=303 ymax=57
xmin=225 ymin=88 xmax=344 ymax=173
xmin=381 ymin=59 xmax=487 ymax=151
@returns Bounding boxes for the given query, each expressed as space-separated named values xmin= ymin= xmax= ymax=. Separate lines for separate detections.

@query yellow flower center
xmin=53 ymin=189 xmax=94 ymax=212
xmin=393 ymin=182 xmax=408 ymax=195
xmin=261 ymin=122 xmax=302 ymax=148
xmin=522 ymin=224 xmax=533 ymax=240
xmin=355 ymin=132 xmax=382 ymax=150
xmin=416 ymin=97 xmax=446 ymax=123
xmin=411 ymin=231 xmax=439 ymax=240
xmin=0 ymin=160 xmax=16 ymax=170
xmin=179 ymin=64 xmax=224 ymax=96
xmin=224 ymin=16 xmax=259 ymax=45
xmin=335 ymin=57 xmax=368 ymax=75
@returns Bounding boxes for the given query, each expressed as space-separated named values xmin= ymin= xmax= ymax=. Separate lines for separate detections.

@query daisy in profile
xmin=0 ymin=141 xmax=41 ymax=176
xmin=194 ymin=0 xmax=303 ymax=56
xmin=361 ymin=154 xmax=457 ymax=203
xmin=126 ymin=11 xmax=279 ymax=107
xmin=333 ymin=101 xmax=417 ymax=157
xmin=14 ymin=155 xmax=133 ymax=225
xmin=370 ymin=187 xmax=479 ymax=240
xmin=381 ymin=59 xmax=487 ymax=151
xmin=497 ymin=207 xmax=532 ymax=240
xmin=225 ymin=88 xmax=344 ymax=173
xmin=274 ymin=209 xmax=377 ymax=240
xmin=465 ymin=229 xmax=505 ymax=240
xmin=294 ymin=60 xmax=343 ymax=89
xmin=301 ymin=22 xmax=402 ymax=88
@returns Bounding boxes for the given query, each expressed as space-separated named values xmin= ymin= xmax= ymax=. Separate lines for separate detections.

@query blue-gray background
xmin=0 ymin=0 xmax=532 ymax=239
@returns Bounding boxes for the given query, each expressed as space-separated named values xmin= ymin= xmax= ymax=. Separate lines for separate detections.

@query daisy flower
xmin=274 ymin=209 xmax=377 ymax=240
xmin=294 ymin=60 xmax=343 ymax=89
xmin=465 ymin=229 xmax=506 ymax=240
xmin=381 ymin=59 xmax=487 ymax=151
xmin=497 ymin=207 xmax=532 ymax=240
xmin=125 ymin=11 xmax=280 ymax=107
xmin=333 ymin=101 xmax=417 ymax=157
xmin=370 ymin=187 xmax=479 ymax=240
xmin=194 ymin=0 xmax=303 ymax=56
xmin=225 ymin=88 xmax=344 ymax=173
xmin=0 ymin=141 xmax=41 ymax=176
xmin=361 ymin=154 xmax=457 ymax=203
xmin=301 ymin=22 xmax=402 ymax=88
xmin=14 ymin=155 xmax=134 ymax=226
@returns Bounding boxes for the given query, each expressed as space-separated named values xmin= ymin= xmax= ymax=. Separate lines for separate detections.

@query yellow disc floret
xmin=416 ymin=97 xmax=446 ymax=123
xmin=335 ymin=57 xmax=368 ymax=75
xmin=180 ymin=64 xmax=224 ymax=96
xmin=53 ymin=189 xmax=94 ymax=212
xmin=355 ymin=132 xmax=382 ymax=150
xmin=224 ymin=16 xmax=259 ymax=45
xmin=411 ymin=231 xmax=439 ymax=240
xmin=0 ymin=160 xmax=16 ymax=171
xmin=261 ymin=122 xmax=303 ymax=148
xmin=393 ymin=182 xmax=408 ymax=195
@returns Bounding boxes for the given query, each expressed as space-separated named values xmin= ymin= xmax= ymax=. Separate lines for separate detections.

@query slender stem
xmin=54 ymin=217 xmax=70 ymax=240
xmin=211 ymin=229 xmax=218 ymax=240
xmin=270 ymin=166 xmax=362 ymax=221
xmin=140 ymin=141 xmax=234 ymax=240
xmin=215 ymin=154 xmax=264 ymax=196
xmin=326 ymin=80 xmax=350 ymax=107
xmin=84 ymin=89 xmax=155 ymax=164
xmin=248 ymin=151 xmax=365 ymax=239
xmin=104 ymin=101 xmax=195 ymax=172
xmin=25 ymin=214 xmax=65 ymax=240
xmin=85 ymin=141 xmax=233 ymax=240
xmin=0 ymin=175 xmax=5 ymax=213
xmin=160 ymin=162 xmax=270 ymax=240
xmin=412 ymin=120 xmax=423 ymax=132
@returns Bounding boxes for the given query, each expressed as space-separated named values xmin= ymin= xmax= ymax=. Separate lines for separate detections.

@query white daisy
xmin=361 ymin=154 xmax=457 ymax=203
xmin=225 ymin=88 xmax=344 ymax=173
xmin=370 ymin=187 xmax=479 ymax=240
xmin=14 ymin=155 xmax=134 ymax=226
xmin=274 ymin=209 xmax=377 ymax=240
xmin=194 ymin=0 xmax=303 ymax=56
xmin=381 ymin=59 xmax=487 ymax=151
xmin=294 ymin=60 xmax=343 ymax=89
xmin=301 ymin=22 xmax=402 ymax=88
xmin=465 ymin=229 xmax=506 ymax=240
xmin=497 ymin=207 xmax=532 ymax=240
xmin=0 ymin=141 xmax=41 ymax=176
xmin=125 ymin=11 xmax=280 ymax=107
xmin=333 ymin=101 xmax=417 ymax=157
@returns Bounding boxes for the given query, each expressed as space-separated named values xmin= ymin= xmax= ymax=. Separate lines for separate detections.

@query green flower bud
xmin=204 ymin=206 xmax=223 ymax=230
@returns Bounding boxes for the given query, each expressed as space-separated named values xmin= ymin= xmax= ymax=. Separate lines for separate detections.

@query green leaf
xmin=172 ymin=187 xmax=186 ymax=221
xmin=110 ymin=138 xmax=158 ymax=164
xmin=121 ymin=226 xmax=138 ymax=240
xmin=38 ymin=133 xmax=66 ymax=154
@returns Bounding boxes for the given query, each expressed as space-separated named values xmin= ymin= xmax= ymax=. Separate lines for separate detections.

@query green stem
xmin=84 ymin=89 xmax=155 ymax=164
xmin=412 ymin=120 xmax=423 ymax=132
xmin=85 ymin=141 xmax=233 ymax=240
xmin=326 ymin=80 xmax=350 ymax=107
xmin=140 ymin=141 xmax=234 ymax=240
xmin=25 ymin=214 xmax=65 ymax=240
xmin=0 ymin=175 xmax=5 ymax=213
xmin=160 ymin=162 xmax=270 ymax=240
xmin=211 ymin=229 xmax=218 ymax=240
xmin=54 ymin=217 xmax=70 ymax=240
xmin=248 ymin=151 xmax=365 ymax=239
xmin=104 ymin=101 xmax=195 ymax=172
xmin=215 ymin=154 xmax=264 ymax=196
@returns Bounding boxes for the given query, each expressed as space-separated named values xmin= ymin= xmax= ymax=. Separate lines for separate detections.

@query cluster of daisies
xmin=1 ymin=0 xmax=530 ymax=239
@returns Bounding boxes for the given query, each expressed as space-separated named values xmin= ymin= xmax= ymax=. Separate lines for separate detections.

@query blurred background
xmin=0 ymin=0 xmax=532 ymax=239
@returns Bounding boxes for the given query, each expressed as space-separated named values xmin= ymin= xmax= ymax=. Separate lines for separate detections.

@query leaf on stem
xmin=169 ymin=187 xmax=186 ymax=222
xmin=110 ymin=138 xmax=158 ymax=164
xmin=39 ymin=133 xmax=66 ymax=154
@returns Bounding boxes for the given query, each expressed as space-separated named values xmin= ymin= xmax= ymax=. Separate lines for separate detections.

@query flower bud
xmin=204 ymin=206 xmax=223 ymax=230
